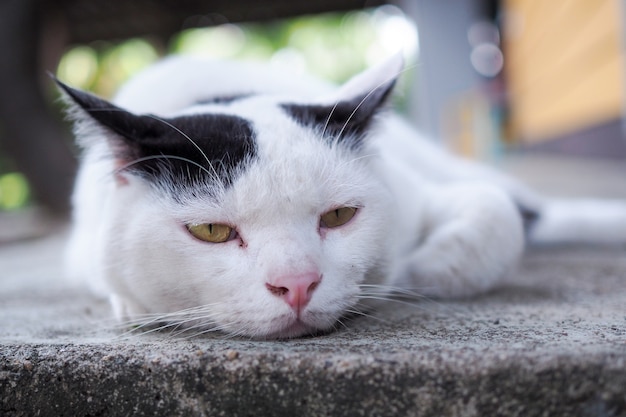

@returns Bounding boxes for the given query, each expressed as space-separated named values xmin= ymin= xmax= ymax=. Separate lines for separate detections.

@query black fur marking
xmin=57 ymin=80 xmax=256 ymax=194
xmin=516 ymin=202 xmax=541 ymax=236
xmin=195 ymin=93 xmax=253 ymax=106
xmin=281 ymin=77 xmax=396 ymax=148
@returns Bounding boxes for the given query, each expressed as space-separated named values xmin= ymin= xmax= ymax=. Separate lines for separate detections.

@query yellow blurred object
xmin=503 ymin=0 xmax=624 ymax=143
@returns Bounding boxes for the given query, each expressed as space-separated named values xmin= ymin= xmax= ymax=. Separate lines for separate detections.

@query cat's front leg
xmin=397 ymin=183 xmax=524 ymax=298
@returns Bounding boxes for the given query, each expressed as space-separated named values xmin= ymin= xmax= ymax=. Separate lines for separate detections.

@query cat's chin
xmin=260 ymin=320 xmax=330 ymax=340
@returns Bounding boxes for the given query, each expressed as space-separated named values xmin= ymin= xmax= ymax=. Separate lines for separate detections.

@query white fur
xmin=64 ymin=55 xmax=625 ymax=339
xmin=531 ymin=199 xmax=626 ymax=245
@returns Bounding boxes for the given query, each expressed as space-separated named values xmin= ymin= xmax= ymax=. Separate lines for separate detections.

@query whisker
xmin=358 ymin=284 xmax=434 ymax=301
xmin=356 ymin=295 xmax=429 ymax=309
xmin=322 ymin=101 xmax=340 ymax=138
xmin=333 ymin=316 xmax=350 ymax=331
xmin=84 ymin=109 xmax=221 ymax=183
xmin=356 ymin=282 xmax=473 ymax=317
xmin=119 ymin=303 xmax=218 ymax=322
xmin=180 ymin=322 xmax=237 ymax=340
xmin=333 ymin=62 xmax=420 ymax=142
xmin=344 ymin=308 xmax=389 ymax=323
xmin=143 ymin=114 xmax=216 ymax=173
xmin=112 ymin=304 xmax=224 ymax=338
xmin=334 ymin=74 xmax=399 ymax=141
xmin=168 ymin=312 xmax=227 ymax=336
xmin=114 ymin=154 xmax=216 ymax=179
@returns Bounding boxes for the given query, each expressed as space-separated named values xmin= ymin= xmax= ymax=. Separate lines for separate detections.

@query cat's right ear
xmin=55 ymin=78 xmax=183 ymax=185
xmin=56 ymin=80 xmax=161 ymax=183
xmin=55 ymin=78 xmax=161 ymax=149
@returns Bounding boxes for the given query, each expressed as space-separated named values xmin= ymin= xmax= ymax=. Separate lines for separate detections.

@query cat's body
xmin=61 ymin=55 xmax=626 ymax=339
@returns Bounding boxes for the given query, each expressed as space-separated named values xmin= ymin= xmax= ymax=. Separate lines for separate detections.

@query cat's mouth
xmin=265 ymin=319 xmax=313 ymax=339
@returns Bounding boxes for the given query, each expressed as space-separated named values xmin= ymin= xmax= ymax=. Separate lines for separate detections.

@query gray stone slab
xmin=1 ymin=155 xmax=626 ymax=416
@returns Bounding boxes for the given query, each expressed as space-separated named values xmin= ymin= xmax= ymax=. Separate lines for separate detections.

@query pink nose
xmin=266 ymin=272 xmax=322 ymax=311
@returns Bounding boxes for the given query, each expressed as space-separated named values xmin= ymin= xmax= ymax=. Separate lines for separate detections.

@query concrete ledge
xmin=2 ymin=338 xmax=625 ymax=416
xmin=2 ymin=156 xmax=626 ymax=416
xmin=2 ymin=235 xmax=625 ymax=416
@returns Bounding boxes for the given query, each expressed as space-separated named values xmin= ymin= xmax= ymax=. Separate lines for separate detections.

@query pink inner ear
xmin=114 ymin=160 xmax=130 ymax=186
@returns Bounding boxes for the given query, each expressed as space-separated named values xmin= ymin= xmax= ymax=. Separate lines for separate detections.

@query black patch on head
xmin=57 ymin=80 xmax=256 ymax=194
xmin=281 ymin=77 xmax=396 ymax=149
xmin=195 ymin=93 xmax=253 ymax=106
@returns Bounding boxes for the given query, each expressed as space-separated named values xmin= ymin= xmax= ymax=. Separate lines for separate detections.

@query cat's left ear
xmin=282 ymin=53 xmax=404 ymax=143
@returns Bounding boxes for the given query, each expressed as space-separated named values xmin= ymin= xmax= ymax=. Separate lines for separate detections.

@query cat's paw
xmin=109 ymin=293 xmax=147 ymax=323
xmin=401 ymin=184 xmax=524 ymax=298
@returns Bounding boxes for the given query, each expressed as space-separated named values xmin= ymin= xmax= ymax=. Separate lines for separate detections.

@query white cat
xmin=59 ymin=54 xmax=626 ymax=339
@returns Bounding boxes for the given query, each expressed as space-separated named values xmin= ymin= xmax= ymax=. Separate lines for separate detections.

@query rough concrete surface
xmin=1 ymin=155 xmax=626 ymax=417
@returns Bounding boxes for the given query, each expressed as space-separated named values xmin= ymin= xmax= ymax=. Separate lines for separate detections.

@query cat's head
xmin=59 ymin=54 xmax=404 ymax=339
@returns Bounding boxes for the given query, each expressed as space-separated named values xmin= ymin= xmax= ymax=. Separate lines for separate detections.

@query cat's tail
xmin=527 ymin=198 xmax=626 ymax=246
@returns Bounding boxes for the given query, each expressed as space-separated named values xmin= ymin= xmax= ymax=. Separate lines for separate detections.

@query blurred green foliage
xmin=56 ymin=6 xmax=416 ymax=96
xmin=1 ymin=6 xmax=417 ymax=211
xmin=0 ymin=173 xmax=30 ymax=210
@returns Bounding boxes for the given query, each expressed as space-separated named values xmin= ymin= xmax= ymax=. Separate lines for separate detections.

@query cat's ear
xmin=56 ymin=79 xmax=257 ymax=189
xmin=324 ymin=53 xmax=404 ymax=109
xmin=55 ymin=79 xmax=182 ymax=180
xmin=282 ymin=53 xmax=404 ymax=144
xmin=55 ymin=78 xmax=164 ymax=149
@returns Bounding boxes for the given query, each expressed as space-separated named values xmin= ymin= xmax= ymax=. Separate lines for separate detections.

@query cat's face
xmin=60 ymin=55 xmax=403 ymax=338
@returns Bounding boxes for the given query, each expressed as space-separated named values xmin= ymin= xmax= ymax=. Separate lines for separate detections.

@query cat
xmin=58 ymin=54 xmax=626 ymax=339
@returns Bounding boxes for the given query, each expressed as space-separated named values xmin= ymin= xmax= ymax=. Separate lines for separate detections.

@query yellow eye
xmin=320 ymin=207 xmax=357 ymax=228
xmin=186 ymin=223 xmax=235 ymax=243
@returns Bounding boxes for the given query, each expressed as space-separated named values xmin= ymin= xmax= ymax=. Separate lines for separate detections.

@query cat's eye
xmin=186 ymin=223 xmax=236 ymax=243
xmin=320 ymin=207 xmax=357 ymax=228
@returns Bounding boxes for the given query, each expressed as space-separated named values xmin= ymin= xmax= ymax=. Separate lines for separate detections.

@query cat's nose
xmin=266 ymin=272 xmax=322 ymax=311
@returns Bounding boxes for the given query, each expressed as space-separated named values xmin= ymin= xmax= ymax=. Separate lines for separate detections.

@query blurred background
xmin=0 ymin=0 xmax=625 ymax=241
